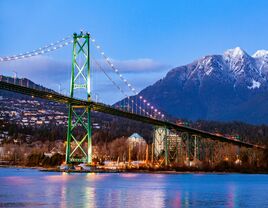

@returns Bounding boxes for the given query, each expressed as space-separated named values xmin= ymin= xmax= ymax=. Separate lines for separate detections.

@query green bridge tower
xmin=65 ymin=32 xmax=92 ymax=164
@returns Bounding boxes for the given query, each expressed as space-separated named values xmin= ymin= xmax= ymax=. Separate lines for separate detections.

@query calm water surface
xmin=0 ymin=168 xmax=268 ymax=207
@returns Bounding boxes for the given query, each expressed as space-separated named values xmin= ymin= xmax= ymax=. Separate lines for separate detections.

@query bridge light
xmin=91 ymin=39 xmax=95 ymax=42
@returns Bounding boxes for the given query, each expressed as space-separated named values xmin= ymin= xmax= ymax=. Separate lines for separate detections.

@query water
xmin=0 ymin=168 xmax=268 ymax=208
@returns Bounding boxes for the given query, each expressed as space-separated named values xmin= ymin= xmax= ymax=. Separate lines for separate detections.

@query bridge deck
xmin=0 ymin=81 xmax=265 ymax=150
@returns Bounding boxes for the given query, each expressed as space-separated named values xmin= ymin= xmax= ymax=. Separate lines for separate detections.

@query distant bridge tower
xmin=153 ymin=127 xmax=168 ymax=165
xmin=153 ymin=127 xmax=183 ymax=165
xmin=65 ymin=32 xmax=92 ymax=164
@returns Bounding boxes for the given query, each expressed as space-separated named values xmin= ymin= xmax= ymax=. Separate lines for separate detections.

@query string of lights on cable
xmin=0 ymin=35 xmax=73 ymax=62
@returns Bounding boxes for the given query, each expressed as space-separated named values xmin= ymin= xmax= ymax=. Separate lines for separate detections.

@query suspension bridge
xmin=0 ymin=31 xmax=266 ymax=166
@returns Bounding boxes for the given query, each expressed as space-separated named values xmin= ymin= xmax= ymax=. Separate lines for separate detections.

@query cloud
xmin=1 ymin=56 xmax=70 ymax=78
xmin=108 ymin=58 xmax=170 ymax=73
xmin=90 ymin=57 xmax=171 ymax=74
xmin=0 ymin=56 xmax=170 ymax=76
xmin=0 ymin=56 xmax=71 ymax=90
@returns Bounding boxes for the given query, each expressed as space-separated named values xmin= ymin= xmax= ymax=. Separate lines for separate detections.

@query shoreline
xmin=1 ymin=165 xmax=268 ymax=174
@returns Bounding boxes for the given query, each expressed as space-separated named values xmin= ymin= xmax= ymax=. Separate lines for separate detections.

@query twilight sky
xmin=1 ymin=0 xmax=268 ymax=104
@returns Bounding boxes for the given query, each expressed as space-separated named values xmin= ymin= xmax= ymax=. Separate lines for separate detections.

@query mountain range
xmin=135 ymin=47 xmax=268 ymax=124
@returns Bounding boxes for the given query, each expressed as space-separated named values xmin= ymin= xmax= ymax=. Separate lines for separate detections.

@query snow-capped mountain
xmin=135 ymin=47 xmax=268 ymax=124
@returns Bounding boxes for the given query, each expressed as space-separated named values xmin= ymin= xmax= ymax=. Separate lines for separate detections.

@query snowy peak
xmin=252 ymin=50 xmax=268 ymax=58
xmin=223 ymin=47 xmax=249 ymax=59
xmin=220 ymin=47 xmax=263 ymax=79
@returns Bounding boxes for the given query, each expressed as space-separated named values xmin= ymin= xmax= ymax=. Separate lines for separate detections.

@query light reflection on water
xmin=0 ymin=168 xmax=268 ymax=208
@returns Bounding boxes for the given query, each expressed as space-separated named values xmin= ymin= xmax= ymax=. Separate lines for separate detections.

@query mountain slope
xmin=136 ymin=47 xmax=268 ymax=124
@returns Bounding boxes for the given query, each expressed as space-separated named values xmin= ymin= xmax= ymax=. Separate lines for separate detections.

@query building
xmin=127 ymin=133 xmax=146 ymax=147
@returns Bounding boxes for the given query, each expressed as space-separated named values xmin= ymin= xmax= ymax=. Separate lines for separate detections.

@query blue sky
xmin=1 ymin=0 xmax=268 ymax=103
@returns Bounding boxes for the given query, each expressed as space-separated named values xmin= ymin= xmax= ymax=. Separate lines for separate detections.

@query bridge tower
xmin=65 ymin=32 xmax=92 ymax=164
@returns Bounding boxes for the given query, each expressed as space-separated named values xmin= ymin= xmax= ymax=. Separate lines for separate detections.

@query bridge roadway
xmin=0 ymin=81 xmax=266 ymax=150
